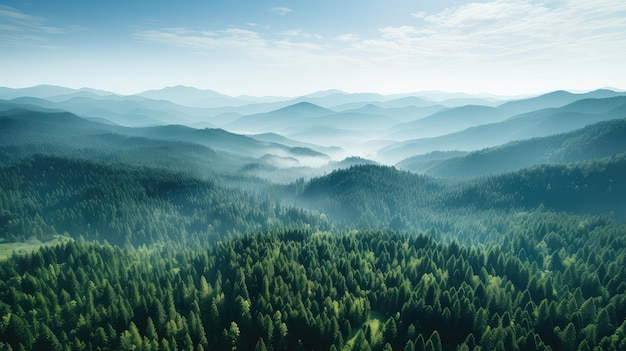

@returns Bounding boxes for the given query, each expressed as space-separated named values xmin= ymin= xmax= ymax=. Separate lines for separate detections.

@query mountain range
xmin=2 ymin=85 xmax=625 ymax=175
xmin=0 ymin=105 xmax=330 ymax=181
xmin=2 ymin=84 xmax=626 ymax=351
xmin=397 ymin=118 xmax=626 ymax=177
xmin=379 ymin=96 xmax=626 ymax=163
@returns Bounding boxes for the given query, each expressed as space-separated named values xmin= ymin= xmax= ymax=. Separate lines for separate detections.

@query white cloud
xmin=0 ymin=5 xmax=64 ymax=47
xmin=279 ymin=29 xmax=322 ymax=40
xmin=131 ymin=0 xmax=626 ymax=95
xmin=280 ymin=29 xmax=301 ymax=36
xmin=345 ymin=0 xmax=626 ymax=65
xmin=270 ymin=7 xmax=292 ymax=16
xmin=134 ymin=27 xmax=267 ymax=52
xmin=303 ymin=32 xmax=322 ymax=40
xmin=133 ymin=26 xmax=331 ymax=65
xmin=335 ymin=33 xmax=359 ymax=42
xmin=379 ymin=25 xmax=419 ymax=40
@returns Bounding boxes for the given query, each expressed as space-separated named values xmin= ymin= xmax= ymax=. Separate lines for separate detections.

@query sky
xmin=1 ymin=0 xmax=625 ymax=97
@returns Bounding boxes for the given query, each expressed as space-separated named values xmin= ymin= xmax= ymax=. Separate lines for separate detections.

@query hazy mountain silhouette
xmin=137 ymin=85 xmax=249 ymax=107
xmin=339 ymin=104 xmax=447 ymax=122
xmin=249 ymin=132 xmax=343 ymax=156
xmin=498 ymin=89 xmax=626 ymax=115
xmin=224 ymin=102 xmax=335 ymax=133
xmin=388 ymin=105 xmax=510 ymax=140
xmin=374 ymin=96 xmax=438 ymax=108
xmin=303 ymin=112 xmax=398 ymax=131
xmin=0 ymin=85 xmax=115 ymax=100
xmin=285 ymin=125 xmax=359 ymax=147
xmin=134 ymin=124 xmax=328 ymax=161
xmin=297 ymin=92 xmax=387 ymax=108
xmin=0 ymin=106 xmax=330 ymax=171
xmin=434 ymin=97 xmax=502 ymax=107
xmin=43 ymin=90 xmax=120 ymax=102
xmin=4 ymin=85 xmax=626 ymax=167
xmin=0 ymin=98 xmax=67 ymax=114
xmin=396 ymin=151 xmax=468 ymax=173
xmin=380 ymin=97 xmax=626 ymax=163
xmin=301 ymin=89 xmax=346 ymax=98
xmin=5 ymin=95 xmax=219 ymax=127
xmin=397 ymin=118 xmax=626 ymax=177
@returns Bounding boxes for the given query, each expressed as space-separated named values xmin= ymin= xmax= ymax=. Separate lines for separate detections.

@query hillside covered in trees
xmin=2 ymin=152 xmax=626 ymax=351
xmin=1 ymin=87 xmax=626 ymax=351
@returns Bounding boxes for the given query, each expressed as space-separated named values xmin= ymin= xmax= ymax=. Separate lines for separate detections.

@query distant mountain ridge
xmin=379 ymin=96 xmax=626 ymax=163
xmin=397 ymin=118 xmax=626 ymax=177
xmin=224 ymin=102 xmax=335 ymax=133
xmin=3 ymin=84 xmax=626 ymax=167
xmin=0 ymin=85 xmax=118 ymax=100
xmin=388 ymin=105 xmax=510 ymax=140
xmin=0 ymin=105 xmax=331 ymax=175
xmin=137 ymin=85 xmax=250 ymax=108
xmin=498 ymin=89 xmax=626 ymax=115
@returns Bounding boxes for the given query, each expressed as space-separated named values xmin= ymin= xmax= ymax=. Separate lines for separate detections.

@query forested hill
xmin=445 ymin=153 xmax=626 ymax=216
xmin=300 ymin=154 xmax=626 ymax=228
xmin=0 ymin=107 xmax=330 ymax=183
xmin=300 ymin=165 xmax=444 ymax=229
xmin=0 ymin=155 xmax=329 ymax=246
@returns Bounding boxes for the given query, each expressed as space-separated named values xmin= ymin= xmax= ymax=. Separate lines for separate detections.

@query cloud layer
xmin=135 ymin=1 xmax=626 ymax=65
xmin=2 ymin=0 xmax=626 ymax=95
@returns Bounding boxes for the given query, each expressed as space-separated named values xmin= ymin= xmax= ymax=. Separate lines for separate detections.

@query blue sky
xmin=1 ymin=0 xmax=625 ymax=96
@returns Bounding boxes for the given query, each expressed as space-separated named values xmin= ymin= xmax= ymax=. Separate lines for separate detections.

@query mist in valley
xmin=2 ymin=1 xmax=626 ymax=350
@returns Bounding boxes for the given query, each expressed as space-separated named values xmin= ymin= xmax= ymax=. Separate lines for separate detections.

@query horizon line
xmin=2 ymin=83 xmax=625 ymax=100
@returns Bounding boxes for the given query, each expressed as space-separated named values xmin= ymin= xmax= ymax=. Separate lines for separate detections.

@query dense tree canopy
xmin=1 ymin=112 xmax=626 ymax=350
xmin=0 ymin=155 xmax=330 ymax=246
xmin=1 ymin=213 xmax=626 ymax=351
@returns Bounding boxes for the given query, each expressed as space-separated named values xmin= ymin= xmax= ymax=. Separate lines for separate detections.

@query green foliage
xmin=0 ymin=220 xmax=625 ymax=350
xmin=446 ymin=153 xmax=626 ymax=216
xmin=301 ymin=165 xmax=444 ymax=229
xmin=301 ymin=154 xmax=626 ymax=231
xmin=1 ymin=107 xmax=626 ymax=351
xmin=0 ymin=155 xmax=329 ymax=245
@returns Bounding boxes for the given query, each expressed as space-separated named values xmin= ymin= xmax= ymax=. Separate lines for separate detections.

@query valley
xmin=1 ymin=85 xmax=626 ymax=351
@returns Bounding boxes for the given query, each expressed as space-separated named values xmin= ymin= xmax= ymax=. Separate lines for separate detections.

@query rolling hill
xmin=379 ymin=96 xmax=626 ymax=163
xmin=224 ymin=102 xmax=335 ymax=134
xmin=497 ymin=89 xmax=626 ymax=115
xmin=387 ymin=105 xmax=511 ymax=140
xmin=0 ymin=108 xmax=251 ymax=179
xmin=339 ymin=104 xmax=447 ymax=122
xmin=248 ymin=132 xmax=344 ymax=157
xmin=397 ymin=118 xmax=626 ymax=177
xmin=5 ymin=95 xmax=221 ymax=127
xmin=0 ymin=106 xmax=331 ymax=178
xmin=137 ymin=85 xmax=250 ymax=108
xmin=131 ymin=124 xmax=328 ymax=161
xmin=0 ymin=85 xmax=116 ymax=100
xmin=301 ymin=153 xmax=626 ymax=227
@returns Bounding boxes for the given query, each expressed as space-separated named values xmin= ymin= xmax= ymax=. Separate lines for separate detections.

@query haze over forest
xmin=2 ymin=1 xmax=626 ymax=351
